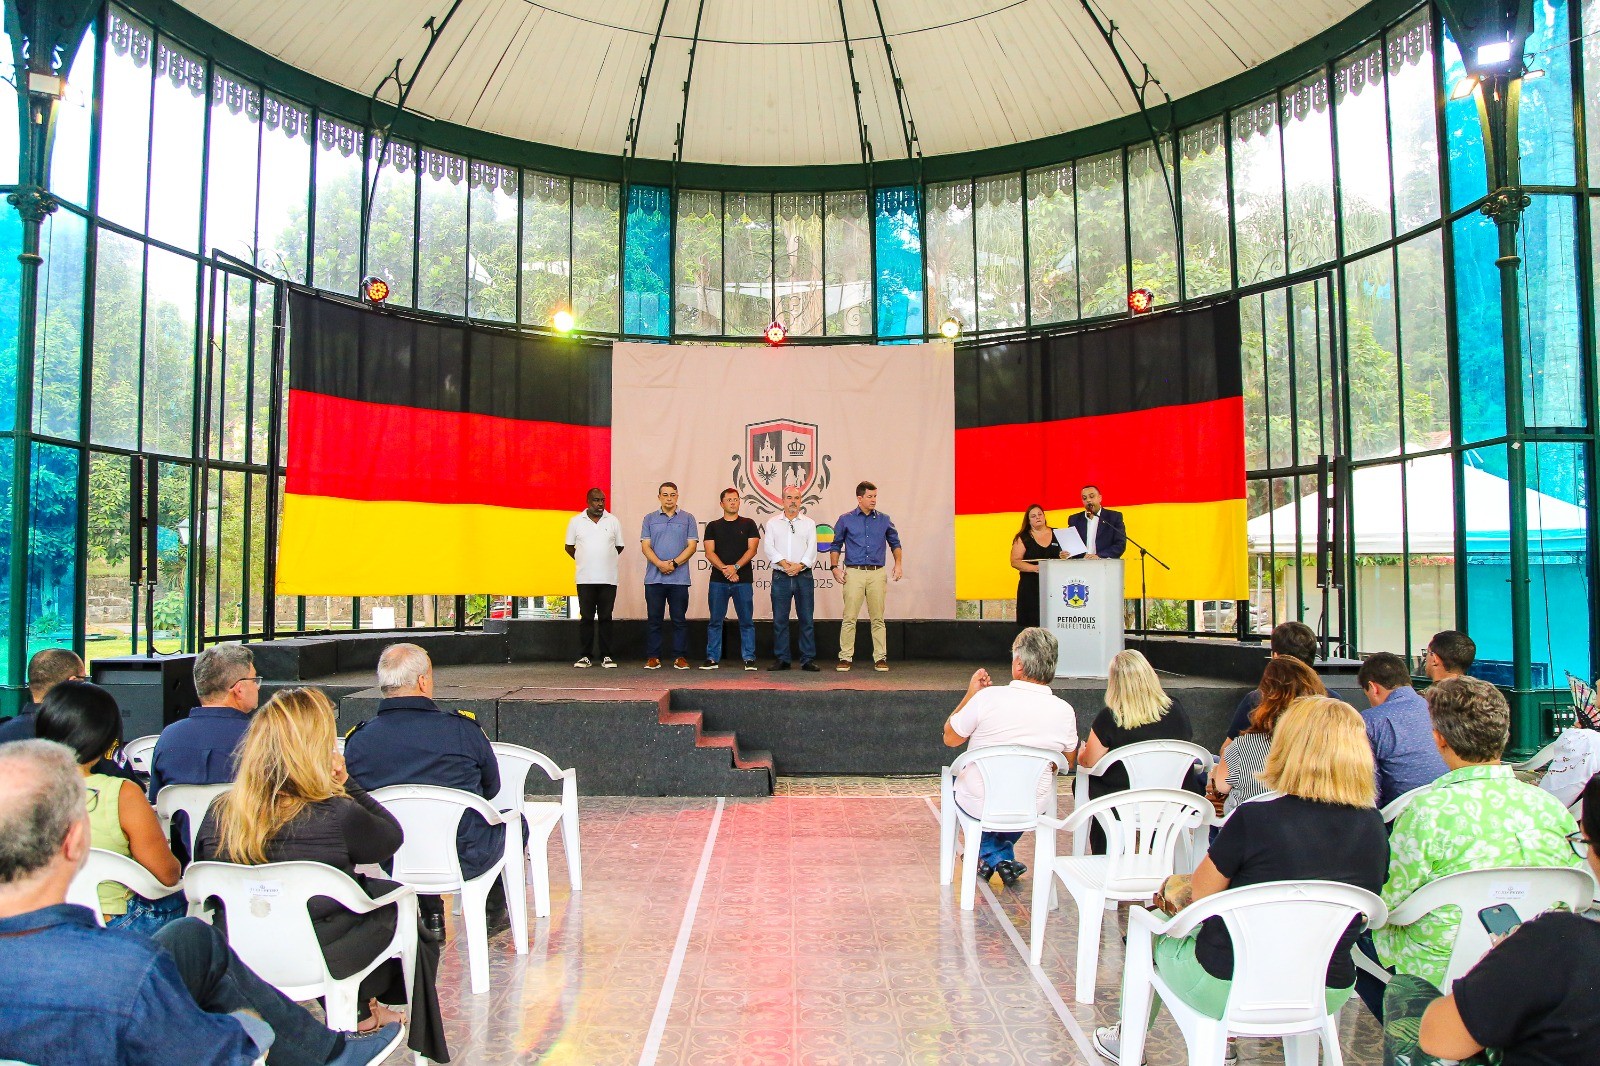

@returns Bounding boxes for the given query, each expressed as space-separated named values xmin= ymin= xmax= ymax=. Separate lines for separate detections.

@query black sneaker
xmin=995 ymin=859 xmax=1027 ymax=886
xmin=743 ymin=660 xmax=758 ymax=671
xmin=801 ymin=660 xmax=820 ymax=672
xmin=699 ymin=659 xmax=719 ymax=670
xmin=769 ymin=660 xmax=792 ymax=671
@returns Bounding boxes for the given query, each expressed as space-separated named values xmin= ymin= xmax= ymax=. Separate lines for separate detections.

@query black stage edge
xmin=238 ymin=620 xmax=1363 ymax=796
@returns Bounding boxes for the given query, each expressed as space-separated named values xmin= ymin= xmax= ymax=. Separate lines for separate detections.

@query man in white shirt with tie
xmin=763 ymin=485 xmax=820 ymax=671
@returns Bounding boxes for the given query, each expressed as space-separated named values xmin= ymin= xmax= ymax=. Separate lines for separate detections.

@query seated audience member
xmin=1423 ymin=629 xmax=1475 ymax=683
xmin=149 ymin=643 xmax=261 ymax=799
xmin=1222 ymin=620 xmax=1319 ymax=742
xmin=1533 ymin=719 xmax=1600 ymax=811
xmin=0 ymin=739 xmax=402 ymax=1066
xmin=0 ymin=648 xmax=139 ymax=786
xmin=943 ymin=627 xmax=1078 ymax=887
xmin=197 ymin=687 xmax=445 ymax=1060
xmin=35 ymin=680 xmax=182 ymax=935
xmin=1210 ymin=658 xmax=1325 ymax=817
xmin=1364 ymin=676 xmax=1581 ymax=1019
xmin=1078 ymin=648 xmax=1193 ymax=853
xmin=343 ymin=643 xmax=508 ymax=936
xmin=1356 ymin=652 xmax=1448 ymax=808
xmin=1094 ymin=697 xmax=1389 ymax=1064
xmin=1381 ymin=774 xmax=1600 ymax=1066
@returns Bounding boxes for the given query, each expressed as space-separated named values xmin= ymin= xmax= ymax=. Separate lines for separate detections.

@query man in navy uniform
xmin=0 ymin=649 xmax=89 ymax=744
xmin=1066 ymin=484 xmax=1126 ymax=560
xmin=147 ymin=644 xmax=259 ymax=800
xmin=343 ymin=643 xmax=509 ymax=937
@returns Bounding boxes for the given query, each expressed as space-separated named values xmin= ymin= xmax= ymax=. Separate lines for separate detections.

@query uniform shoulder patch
xmin=345 ymin=720 xmax=366 ymax=737
xmin=450 ymin=708 xmax=477 ymax=722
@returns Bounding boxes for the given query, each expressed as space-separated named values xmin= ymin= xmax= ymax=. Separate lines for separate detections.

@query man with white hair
xmin=0 ymin=740 xmax=402 ymax=1065
xmin=942 ymin=627 xmax=1078 ymax=887
xmin=343 ymin=643 xmax=507 ymax=937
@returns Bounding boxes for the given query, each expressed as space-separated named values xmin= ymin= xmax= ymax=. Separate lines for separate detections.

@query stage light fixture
xmin=1474 ymin=40 xmax=1514 ymax=68
xmin=1522 ymin=68 xmax=1546 ymax=82
xmin=1127 ymin=288 xmax=1156 ymax=315
xmin=939 ymin=317 xmax=962 ymax=340
xmin=552 ymin=309 xmax=575 ymax=333
xmin=1449 ymin=75 xmax=1480 ymax=101
xmin=361 ymin=275 xmax=390 ymax=307
xmin=765 ymin=320 xmax=787 ymax=346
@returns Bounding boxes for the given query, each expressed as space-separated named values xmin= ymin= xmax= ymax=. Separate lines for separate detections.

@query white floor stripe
xmin=922 ymin=795 xmax=1100 ymax=1064
xmin=637 ymin=796 xmax=725 ymax=1066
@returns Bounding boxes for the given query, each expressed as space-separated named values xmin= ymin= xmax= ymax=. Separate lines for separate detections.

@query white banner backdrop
xmin=608 ymin=341 xmax=956 ymax=620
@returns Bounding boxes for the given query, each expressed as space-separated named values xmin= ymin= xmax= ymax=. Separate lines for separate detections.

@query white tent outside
xmin=1246 ymin=453 xmax=1588 ymax=556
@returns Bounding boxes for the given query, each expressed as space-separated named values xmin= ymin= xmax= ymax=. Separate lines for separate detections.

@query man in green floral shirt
xmin=1374 ymin=676 xmax=1581 ymax=993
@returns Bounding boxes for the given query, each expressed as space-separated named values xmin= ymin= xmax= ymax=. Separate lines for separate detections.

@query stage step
xmin=660 ymin=709 xmax=775 ymax=792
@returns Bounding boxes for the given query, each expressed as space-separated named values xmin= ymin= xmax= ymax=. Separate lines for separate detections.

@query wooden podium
xmin=1039 ymin=558 xmax=1125 ymax=679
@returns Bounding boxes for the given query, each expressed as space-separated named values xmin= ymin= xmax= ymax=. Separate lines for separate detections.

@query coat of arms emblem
xmin=734 ymin=420 xmax=830 ymax=512
xmin=1064 ymin=581 xmax=1090 ymax=609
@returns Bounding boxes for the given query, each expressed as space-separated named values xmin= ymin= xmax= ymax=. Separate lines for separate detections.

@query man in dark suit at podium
xmin=1066 ymin=485 xmax=1126 ymax=559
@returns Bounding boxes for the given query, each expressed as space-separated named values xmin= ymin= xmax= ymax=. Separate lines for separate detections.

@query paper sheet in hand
xmin=1056 ymin=526 xmax=1088 ymax=557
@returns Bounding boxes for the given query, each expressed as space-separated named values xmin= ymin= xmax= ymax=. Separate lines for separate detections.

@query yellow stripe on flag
xmin=955 ymin=500 xmax=1247 ymax=602
xmin=277 ymin=494 xmax=579 ymax=596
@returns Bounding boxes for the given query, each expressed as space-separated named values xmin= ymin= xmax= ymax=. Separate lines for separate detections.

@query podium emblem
xmin=1064 ymin=581 xmax=1090 ymax=609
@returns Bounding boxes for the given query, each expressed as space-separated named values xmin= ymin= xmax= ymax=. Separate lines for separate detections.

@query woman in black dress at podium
xmin=1011 ymin=504 xmax=1067 ymax=629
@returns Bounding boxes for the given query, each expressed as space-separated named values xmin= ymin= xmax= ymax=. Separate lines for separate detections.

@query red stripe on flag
xmin=955 ymin=397 xmax=1244 ymax=514
xmin=287 ymin=389 xmax=610 ymax=511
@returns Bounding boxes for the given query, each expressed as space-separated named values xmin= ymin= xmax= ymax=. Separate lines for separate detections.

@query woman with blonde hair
xmin=195 ymin=688 xmax=444 ymax=1058
xmin=1210 ymin=656 xmax=1325 ymax=816
xmin=1093 ymin=697 xmax=1389 ymax=1062
xmin=1078 ymin=650 xmax=1194 ymax=851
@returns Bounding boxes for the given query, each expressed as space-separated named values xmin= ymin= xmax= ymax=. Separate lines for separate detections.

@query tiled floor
xmin=402 ymin=793 xmax=1384 ymax=1065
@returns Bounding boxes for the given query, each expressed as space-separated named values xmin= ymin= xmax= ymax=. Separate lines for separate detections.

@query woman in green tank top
xmin=37 ymin=681 xmax=182 ymax=935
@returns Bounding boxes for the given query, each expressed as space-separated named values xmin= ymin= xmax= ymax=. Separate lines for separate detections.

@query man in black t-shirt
xmin=701 ymin=488 xmax=761 ymax=670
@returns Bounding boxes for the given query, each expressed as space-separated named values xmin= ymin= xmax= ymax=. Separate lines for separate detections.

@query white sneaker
xmin=574 ymin=657 xmax=592 ymax=668
xmin=1092 ymin=1025 xmax=1147 ymax=1066
xmin=601 ymin=657 xmax=618 ymax=668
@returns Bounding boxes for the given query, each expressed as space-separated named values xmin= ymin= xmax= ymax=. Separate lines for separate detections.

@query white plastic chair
xmin=1379 ymin=784 xmax=1431 ymax=823
xmin=1118 ymin=881 xmax=1387 ymax=1066
xmin=121 ymin=735 xmax=159 ymax=774
xmin=184 ymin=860 xmax=418 ymax=1045
xmin=939 ymin=744 xmax=1064 ymax=911
xmin=1072 ymin=740 xmax=1211 ymax=856
xmin=1029 ymin=788 xmax=1214 ymax=1002
xmin=370 ymin=784 xmax=528 ymax=994
xmin=155 ymin=782 xmax=233 ymax=854
xmin=1352 ymin=865 xmax=1593 ymax=994
xmin=66 ymin=847 xmax=183 ymax=926
xmin=491 ymin=741 xmax=582 ymax=917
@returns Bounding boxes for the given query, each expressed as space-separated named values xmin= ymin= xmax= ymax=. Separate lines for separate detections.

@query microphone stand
xmin=1117 ymin=521 xmax=1170 ymax=642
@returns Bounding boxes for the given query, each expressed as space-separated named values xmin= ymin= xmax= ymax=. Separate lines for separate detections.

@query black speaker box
xmin=91 ymin=654 xmax=199 ymax=741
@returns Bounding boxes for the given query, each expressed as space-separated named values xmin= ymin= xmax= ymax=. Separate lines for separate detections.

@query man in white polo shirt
xmin=565 ymin=487 xmax=625 ymax=668
xmin=943 ymin=627 xmax=1078 ymax=886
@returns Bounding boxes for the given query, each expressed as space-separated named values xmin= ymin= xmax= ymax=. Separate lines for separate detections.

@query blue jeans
xmin=954 ymin=798 xmax=1022 ymax=868
xmin=106 ymin=891 xmax=186 ymax=937
xmin=644 ymin=583 xmax=690 ymax=658
xmin=706 ymin=581 xmax=755 ymax=663
xmin=155 ymin=917 xmax=341 ymax=1065
xmin=770 ymin=569 xmax=816 ymax=664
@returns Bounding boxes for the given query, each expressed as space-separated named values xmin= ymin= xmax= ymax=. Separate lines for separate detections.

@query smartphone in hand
xmin=1478 ymin=903 xmax=1522 ymax=939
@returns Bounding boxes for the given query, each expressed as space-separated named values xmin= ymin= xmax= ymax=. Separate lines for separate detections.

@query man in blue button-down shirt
xmin=640 ymin=482 xmax=700 ymax=669
xmin=829 ymin=480 xmax=903 ymax=672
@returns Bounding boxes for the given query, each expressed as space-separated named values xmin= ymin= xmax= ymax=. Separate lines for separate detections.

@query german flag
xmin=277 ymin=293 xmax=611 ymax=595
xmin=954 ymin=302 xmax=1247 ymax=602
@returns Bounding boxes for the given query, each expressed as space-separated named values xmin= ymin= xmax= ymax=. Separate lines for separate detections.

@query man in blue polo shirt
xmin=640 ymin=481 xmax=699 ymax=670
xmin=148 ymin=644 xmax=259 ymax=800
xmin=830 ymin=480 xmax=903 ymax=672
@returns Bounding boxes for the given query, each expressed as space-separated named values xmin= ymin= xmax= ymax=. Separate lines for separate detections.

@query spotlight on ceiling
xmin=552 ymin=309 xmax=575 ymax=334
xmin=1127 ymin=288 xmax=1156 ymax=315
xmin=361 ymin=275 xmax=390 ymax=307
xmin=1474 ymin=40 xmax=1514 ymax=68
xmin=939 ymin=317 xmax=963 ymax=340
xmin=1449 ymin=75 xmax=1480 ymax=101
xmin=765 ymin=320 xmax=787 ymax=346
